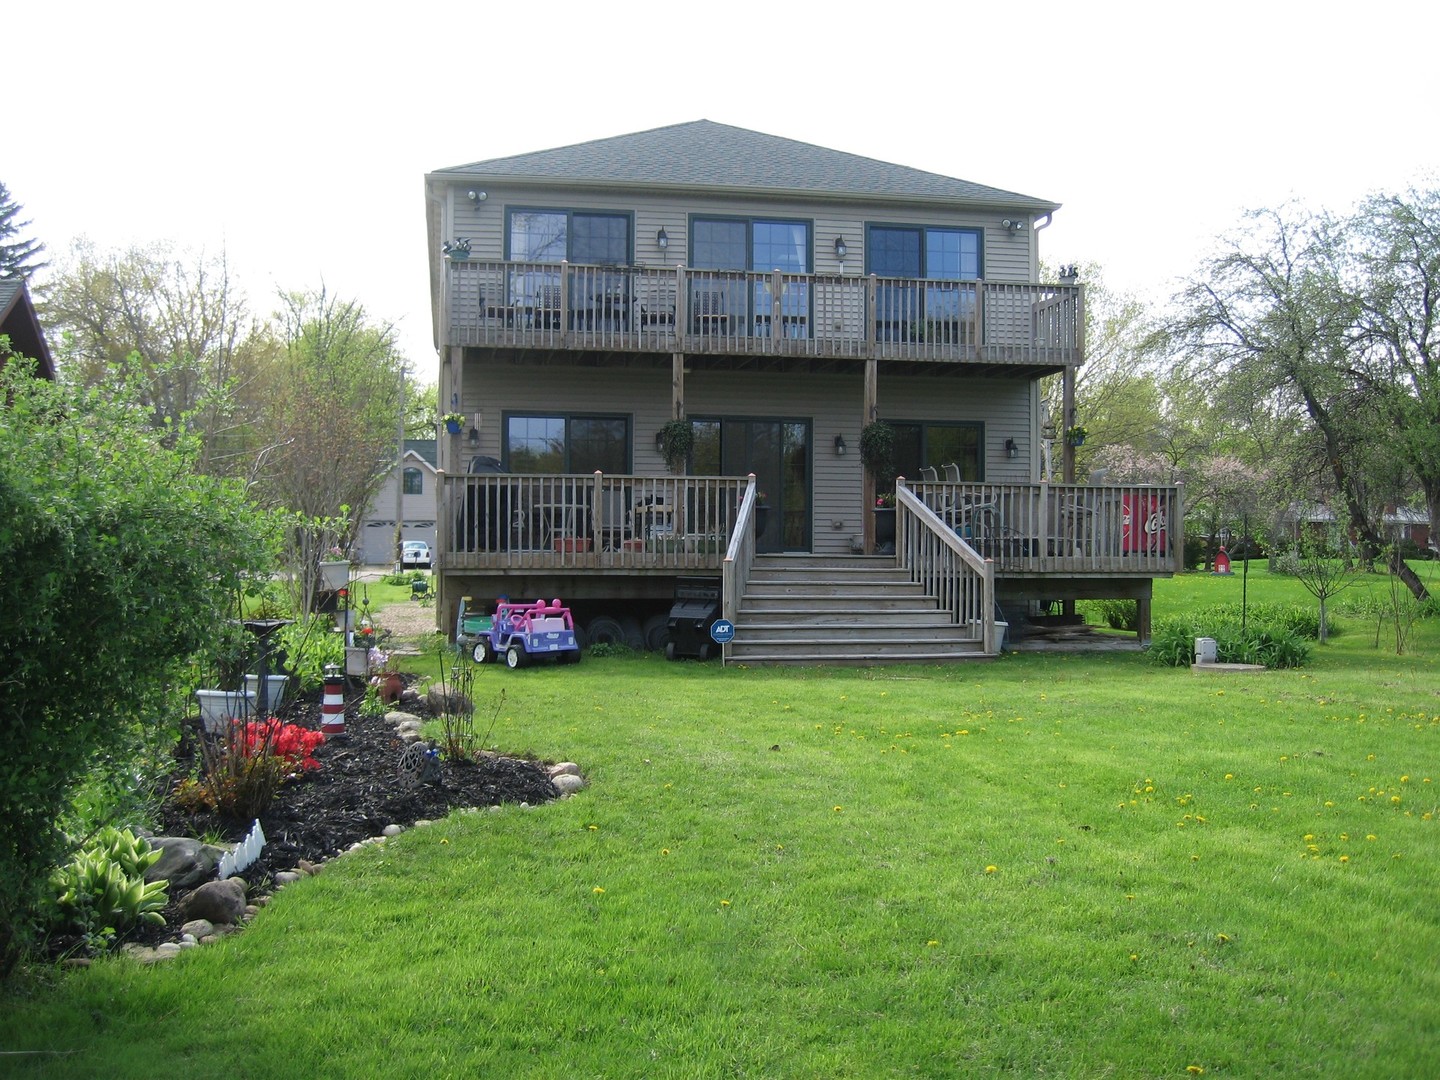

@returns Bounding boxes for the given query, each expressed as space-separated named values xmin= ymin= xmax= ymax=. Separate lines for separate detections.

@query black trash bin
xmin=666 ymin=576 xmax=721 ymax=660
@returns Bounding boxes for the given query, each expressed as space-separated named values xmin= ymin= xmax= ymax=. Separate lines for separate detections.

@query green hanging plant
xmin=657 ymin=419 xmax=694 ymax=473
xmin=859 ymin=420 xmax=896 ymax=481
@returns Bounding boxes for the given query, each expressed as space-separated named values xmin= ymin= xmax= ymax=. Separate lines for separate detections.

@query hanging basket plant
xmin=1066 ymin=425 xmax=1088 ymax=447
xmin=657 ymin=419 xmax=694 ymax=473
xmin=859 ymin=420 xmax=896 ymax=482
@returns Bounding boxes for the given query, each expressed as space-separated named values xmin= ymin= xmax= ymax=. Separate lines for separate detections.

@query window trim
xmin=500 ymin=411 xmax=632 ymax=473
xmin=863 ymin=222 xmax=984 ymax=280
xmin=883 ymin=419 xmax=986 ymax=485
xmin=687 ymin=214 xmax=815 ymax=273
xmin=503 ymin=207 xmax=636 ymax=265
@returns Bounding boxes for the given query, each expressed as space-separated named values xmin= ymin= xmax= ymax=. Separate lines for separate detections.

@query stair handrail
xmin=894 ymin=480 xmax=997 ymax=652
xmin=721 ymin=474 xmax=759 ymax=660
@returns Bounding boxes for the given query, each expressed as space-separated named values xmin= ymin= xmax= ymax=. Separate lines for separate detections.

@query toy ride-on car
xmin=455 ymin=596 xmax=495 ymax=663
xmin=474 ymin=598 xmax=583 ymax=669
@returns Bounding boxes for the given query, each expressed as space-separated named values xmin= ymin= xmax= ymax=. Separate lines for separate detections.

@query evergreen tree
xmin=0 ymin=182 xmax=47 ymax=279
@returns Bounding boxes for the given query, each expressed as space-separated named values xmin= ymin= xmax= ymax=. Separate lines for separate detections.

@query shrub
xmin=1148 ymin=605 xmax=1313 ymax=669
xmin=1084 ymin=598 xmax=1138 ymax=631
xmin=185 ymin=718 xmax=326 ymax=821
xmin=0 ymin=362 xmax=271 ymax=975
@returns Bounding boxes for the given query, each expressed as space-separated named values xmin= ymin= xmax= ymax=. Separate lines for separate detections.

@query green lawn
xmin=4 ymin=570 xmax=1438 ymax=1078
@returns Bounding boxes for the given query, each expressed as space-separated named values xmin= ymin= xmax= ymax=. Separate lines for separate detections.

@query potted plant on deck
xmin=860 ymin=421 xmax=897 ymax=550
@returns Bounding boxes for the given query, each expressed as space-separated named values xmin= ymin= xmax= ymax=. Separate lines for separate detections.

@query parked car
xmin=401 ymin=540 xmax=432 ymax=569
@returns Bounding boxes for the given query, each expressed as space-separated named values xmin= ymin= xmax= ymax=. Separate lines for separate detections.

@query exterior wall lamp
xmin=657 ymin=228 xmax=669 ymax=251
xmin=467 ymin=190 xmax=487 ymax=203
xmin=834 ymin=434 xmax=847 ymax=456
xmin=467 ymin=426 xmax=480 ymax=450
xmin=1001 ymin=218 xmax=1025 ymax=234
xmin=654 ymin=429 xmax=666 ymax=454
xmin=833 ymin=237 xmax=847 ymax=260
xmin=1005 ymin=437 xmax=1019 ymax=459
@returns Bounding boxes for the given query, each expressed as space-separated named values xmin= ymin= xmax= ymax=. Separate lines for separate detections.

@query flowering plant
xmin=236 ymin=718 xmax=325 ymax=773
xmin=354 ymin=623 xmax=377 ymax=643
xmin=324 ymin=545 xmax=346 ymax=560
xmin=441 ymin=412 xmax=465 ymax=425
xmin=875 ymin=492 xmax=895 ymax=508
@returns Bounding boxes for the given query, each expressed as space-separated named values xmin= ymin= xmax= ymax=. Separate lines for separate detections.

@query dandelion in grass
xmin=1187 ymin=1067 xmax=1205 ymax=1075
xmin=1366 ymin=835 xmax=1377 ymax=842
xmin=1401 ymin=775 xmax=1410 ymax=783
xmin=834 ymin=805 xmax=843 ymax=813
xmin=593 ymin=887 xmax=605 ymax=894
xmin=985 ymin=865 xmax=998 ymax=874
xmin=720 ymin=899 xmax=731 ymax=907
xmin=926 ymin=940 xmax=939 ymax=947
xmin=1339 ymin=855 xmax=1350 ymax=863
xmin=1225 ymin=773 xmax=1234 ymax=781
xmin=661 ymin=848 xmax=670 ymax=856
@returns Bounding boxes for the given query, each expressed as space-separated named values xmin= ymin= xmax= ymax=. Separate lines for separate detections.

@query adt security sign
xmin=709 ymin=619 xmax=735 ymax=645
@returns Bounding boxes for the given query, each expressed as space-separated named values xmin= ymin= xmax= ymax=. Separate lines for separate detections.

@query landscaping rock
xmin=548 ymin=762 xmax=581 ymax=778
xmin=145 ymin=836 xmax=227 ymax=889
xmin=180 ymin=919 xmax=215 ymax=939
xmin=425 ymin=686 xmax=473 ymax=717
xmin=181 ymin=878 xmax=248 ymax=924
xmin=552 ymin=773 xmax=585 ymax=795
xmin=385 ymin=709 xmax=422 ymax=728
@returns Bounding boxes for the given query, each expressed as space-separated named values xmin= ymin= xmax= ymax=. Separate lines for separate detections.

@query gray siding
xmin=460 ymin=357 xmax=1034 ymax=555
xmin=446 ymin=184 xmax=1036 ymax=283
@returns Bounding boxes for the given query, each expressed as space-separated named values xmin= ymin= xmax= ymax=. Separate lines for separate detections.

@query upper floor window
xmin=508 ymin=210 xmax=631 ymax=265
xmin=867 ymin=225 xmax=981 ymax=280
xmin=691 ymin=217 xmax=811 ymax=273
xmin=402 ymin=467 xmax=424 ymax=495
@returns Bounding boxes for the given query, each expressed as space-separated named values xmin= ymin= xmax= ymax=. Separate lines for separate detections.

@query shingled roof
xmin=431 ymin=120 xmax=1057 ymax=211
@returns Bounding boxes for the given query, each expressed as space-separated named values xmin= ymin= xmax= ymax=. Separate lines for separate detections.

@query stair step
xmin=738 ymin=612 xmax=958 ymax=628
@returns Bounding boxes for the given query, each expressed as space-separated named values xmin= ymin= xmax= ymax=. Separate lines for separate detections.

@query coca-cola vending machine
xmin=1121 ymin=492 xmax=1167 ymax=554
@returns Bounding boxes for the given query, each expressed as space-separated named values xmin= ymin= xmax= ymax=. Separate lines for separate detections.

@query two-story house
xmin=424 ymin=121 xmax=1180 ymax=663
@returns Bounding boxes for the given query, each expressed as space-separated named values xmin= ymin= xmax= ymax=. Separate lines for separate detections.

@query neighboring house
xmin=424 ymin=121 xmax=1181 ymax=661
xmin=1280 ymin=504 xmax=1432 ymax=552
xmin=0 ymin=276 xmax=56 ymax=380
xmin=358 ymin=440 xmax=438 ymax=565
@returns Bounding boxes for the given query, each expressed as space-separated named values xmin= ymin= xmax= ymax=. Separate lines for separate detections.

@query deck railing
xmin=721 ymin=475 xmax=761 ymax=659
xmin=447 ymin=259 xmax=1082 ymax=366
xmin=439 ymin=470 xmax=748 ymax=572
xmin=895 ymin=485 xmax=996 ymax=650
xmin=906 ymin=480 xmax=1183 ymax=575
xmin=437 ymin=473 xmax=1181 ymax=577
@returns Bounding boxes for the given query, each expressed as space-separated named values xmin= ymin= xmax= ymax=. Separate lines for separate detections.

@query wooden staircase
xmin=728 ymin=554 xmax=995 ymax=666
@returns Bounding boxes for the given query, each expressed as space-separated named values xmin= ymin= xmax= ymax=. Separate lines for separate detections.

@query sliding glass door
xmin=691 ymin=417 xmax=810 ymax=552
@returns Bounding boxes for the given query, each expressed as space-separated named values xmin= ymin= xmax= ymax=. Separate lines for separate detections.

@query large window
xmin=508 ymin=210 xmax=631 ymax=265
xmin=886 ymin=421 xmax=983 ymax=490
xmin=504 ymin=414 xmax=628 ymax=473
xmin=868 ymin=225 xmax=982 ymax=340
xmin=691 ymin=217 xmax=811 ymax=337
xmin=402 ymin=467 xmax=424 ymax=495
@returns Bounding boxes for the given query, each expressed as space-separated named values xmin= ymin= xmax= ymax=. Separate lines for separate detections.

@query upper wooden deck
xmin=443 ymin=260 xmax=1083 ymax=370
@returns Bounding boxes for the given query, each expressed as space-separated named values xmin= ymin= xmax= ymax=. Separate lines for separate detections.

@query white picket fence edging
xmin=217 ymin=819 xmax=266 ymax=879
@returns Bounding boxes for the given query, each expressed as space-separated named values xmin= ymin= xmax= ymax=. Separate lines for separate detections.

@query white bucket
xmin=195 ymin=689 xmax=256 ymax=734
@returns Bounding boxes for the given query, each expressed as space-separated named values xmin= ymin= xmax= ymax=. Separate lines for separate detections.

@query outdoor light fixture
xmin=1001 ymin=218 xmax=1025 ymax=233
xmin=467 ymin=426 xmax=480 ymax=449
xmin=467 ymin=190 xmax=487 ymax=203
xmin=834 ymin=434 xmax=847 ymax=456
xmin=834 ymin=236 xmax=848 ymax=260
xmin=1005 ymin=437 xmax=1019 ymax=459
xmin=655 ymin=430 xmax=666 ymax=454
xmin=657 ymin=228 xmax=669 ymax=250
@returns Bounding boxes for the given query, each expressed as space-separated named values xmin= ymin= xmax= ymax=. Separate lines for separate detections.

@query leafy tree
xmin=1165 ymin=204 xmax=1429 ymax=601
xmin=253 ymin=289 xmax=408 ymax=597
xmin=0 ymin=182 xmax=46 ymax=279
xmin=40 ymin=240 xmax=261 ymax=475
xmin=1351 ymin=187 xmax=1440 ymax=552
xmin=0 ymin=360 xmax=272 ymax=974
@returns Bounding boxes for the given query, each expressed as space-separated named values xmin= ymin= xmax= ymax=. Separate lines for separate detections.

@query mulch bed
xmin=122 ymin=680 xmax=561 ymax=950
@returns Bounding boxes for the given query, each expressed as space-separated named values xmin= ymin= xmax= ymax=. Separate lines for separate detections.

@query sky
xmin=8 ymin=1 xmax=1436 ymax=379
